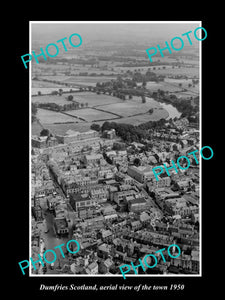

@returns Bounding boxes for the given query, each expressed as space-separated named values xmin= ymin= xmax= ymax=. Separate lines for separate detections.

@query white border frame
xmin=29 ymin=20 xmax=202 ymax=277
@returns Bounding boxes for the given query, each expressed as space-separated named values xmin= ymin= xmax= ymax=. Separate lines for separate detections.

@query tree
xmin=40 ymin=128 xmax=50 ymax=136
xmin=101 ymin=121 xmax=113 ymax=132
xmin=81 ymin=103 xmax=84 ymax=108
xmin=142 ymin=80 xmax=147 ymax=88
xmin=141 ymin=95 xmax=146 ymax=103
xmin=67 ymin=95 xmax=73 ymax=101
xmin=90 ymin=123 xmax=101 ymax=132
xmin=133 ymin=157 xmax=141 ymax=167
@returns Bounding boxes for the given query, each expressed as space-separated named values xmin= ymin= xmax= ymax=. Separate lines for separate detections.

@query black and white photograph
xmin=14 ymin=17 xmax=219 ymax=296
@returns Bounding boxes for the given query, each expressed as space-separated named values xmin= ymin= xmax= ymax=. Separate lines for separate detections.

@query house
xmin=104 ymin=214 xmax=118 ymax=222
xmin=103 ymin=129 xmax=116 ymax=139
xmin=127 ymin=165 xmax=155 ymax=183
xmin=53 ymin=217 xmax=69 ymax=236
xmin=86 ymin=261 xmax=98 ymax=275
xmin=180 ymin=140 xmax=188 ymax=148
xmin=101 ymin=229 xmax=113 ymax=242
xmin=131 ymin=220 xmax=142 ymax=231
xmin=128 ymin=197 xmax=147 ymax=213
xmin=84 ymin=153 xmax=103 ymax=165
xmin=113 ymin=189 xmax=137 ymax=205
xmin=32 ymin=136 xmax=47 ymax=148
xmin=97 ymin=243 xmax=111 ymax=259
xmin=90 ymin=186 xmax=108 ymax=203
xmin=32 ymin=205 xmax=43 ymax=221
xmin=140 ymin=212 xmax=151 ymax=224
xmin=99 ymin=258 xmax=114 ymax=274
xmin=69 ymin=193 xmax=96 ymax=212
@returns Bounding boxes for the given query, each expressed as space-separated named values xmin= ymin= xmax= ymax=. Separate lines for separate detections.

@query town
xmin=31 ymin=116 xmax=200 ymax=276
xmin=30 ymin=22 xmax=200 ymax=276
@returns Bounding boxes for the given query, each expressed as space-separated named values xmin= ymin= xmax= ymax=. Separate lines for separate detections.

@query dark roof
xmin=54 ymin=217 xmax=68 ymax=229
xmin=129 ymin=197 xmax=146 ymax=205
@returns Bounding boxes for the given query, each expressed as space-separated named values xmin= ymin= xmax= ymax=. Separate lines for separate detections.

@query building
xmin=69 ymin=193 xmax=96 ymax=212
xmin=113 ymin=189 xmax=137 ymax=205
xmin=32 ymin=205 xmax=43 ymax=221
xmin=99 ymin=258 xmax=114 ymax=274
xmin=127 ymin=165 xmax=155 ymax=183
xmin=32 ymin=135 xmax=58 ymax=148
xmin=53 ymin=217 xmax=69 ymax=236
xmin=55 ymin=130 xmax=99 ymax=144
xmin=84 ymin=153 xmax=103 ymax=165
xmin=103 ymin=129 xmax=116 ymax=139
xmin=128 ymin=197 xmax=148 ymax=213
xmin=86 ymin=261 xmax=98 ymax=275
xmin=32 ymin=136 xmax=47 ymax=148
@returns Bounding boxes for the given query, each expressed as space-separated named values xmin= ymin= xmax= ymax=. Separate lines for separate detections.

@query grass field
xmin=32 ymin=92 xmax=124 ymax=107
xmin=153 ymin=66 xmax=199 ymax=77
xmin=37 ymin=75 xmax=116 ymax=87
xmin=32 ymin=95 xmax=72 ymax=105
xmin=36 ymin=108 xmax=84 ymax=124
xmin=37 ymin=108 xmax=169 ymax=135
xmin=64 ymin=92 xmax=124 ymax=106
xmin=115 ymin=108 xmax=169 ymax=125
xmin=146 ymin=78 xmax=199 ymax=96
xmin=96 ymin=97 xmax=162 ymax=118
xmin=66 ymin=108 xmax=119 ymax=122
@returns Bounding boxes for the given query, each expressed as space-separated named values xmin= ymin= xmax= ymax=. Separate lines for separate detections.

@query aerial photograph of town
xmin=30 ymin=21 xmax=201 ymax=276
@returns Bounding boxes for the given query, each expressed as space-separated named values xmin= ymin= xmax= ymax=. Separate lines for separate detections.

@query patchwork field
xmin=36 ymin=108 xmax=84 ymax=124
xmin=32 ymin=92 xmax=124 ymax=107
xmin=33 ymin=95 xmax=74 ymax=105
xmin=96 ymin=97 xmax=162 ymax=118
xmin=36 ymin=75 xmax=116 ymax=87
xmin=153 ymin=66 xmax=199 ymax=77
xmin=32 ymin=87 xmax=79 ymax=96
xmin=63 ymin=92 xmax=124 ymax=106
xmin=66 ymin=108 xmax=119 ymax=122
xmin=146 ymin=78 xmax=199 ymax=97
xmin=115 ymin=108 xmax=169 ymax=125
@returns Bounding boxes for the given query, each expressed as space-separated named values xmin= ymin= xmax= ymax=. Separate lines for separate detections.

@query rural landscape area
xmin=30 ymin=22 xmax=200 ymax=276
xmin=31 ymin=22 xmax=199 ymax=136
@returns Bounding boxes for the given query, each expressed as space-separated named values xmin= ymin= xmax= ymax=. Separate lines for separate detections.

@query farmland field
xmin=32 ymin=92 xmax=124 ymax=107
xmin=146 ymin=81 xmax=181 ymax=93
xmin=32 ymin=80 xmax=66 ymax=88
xmin=146 ymin=78 xmax=199 ymax=96
xmin=96 ymin=97 xmax=162 ymax=118
xmin=32 ymin=95 xmax=73 ymax=105
xmin=115 ymin=108 xmax=169 ymax=125
xmin=36 ymin=108 xmax=84 ymax=124
xmin=40 ymin=123 xmax=92 ymax=135
xmin=61 ymin=92 xmax=124 ymax=106
xmin=37 ymin=75 xmax=116 ymax=87
xmin=153 ymin=66 xmax=199 ymax=77
xmin=66 ymin=108 xmax=119 ymax=122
